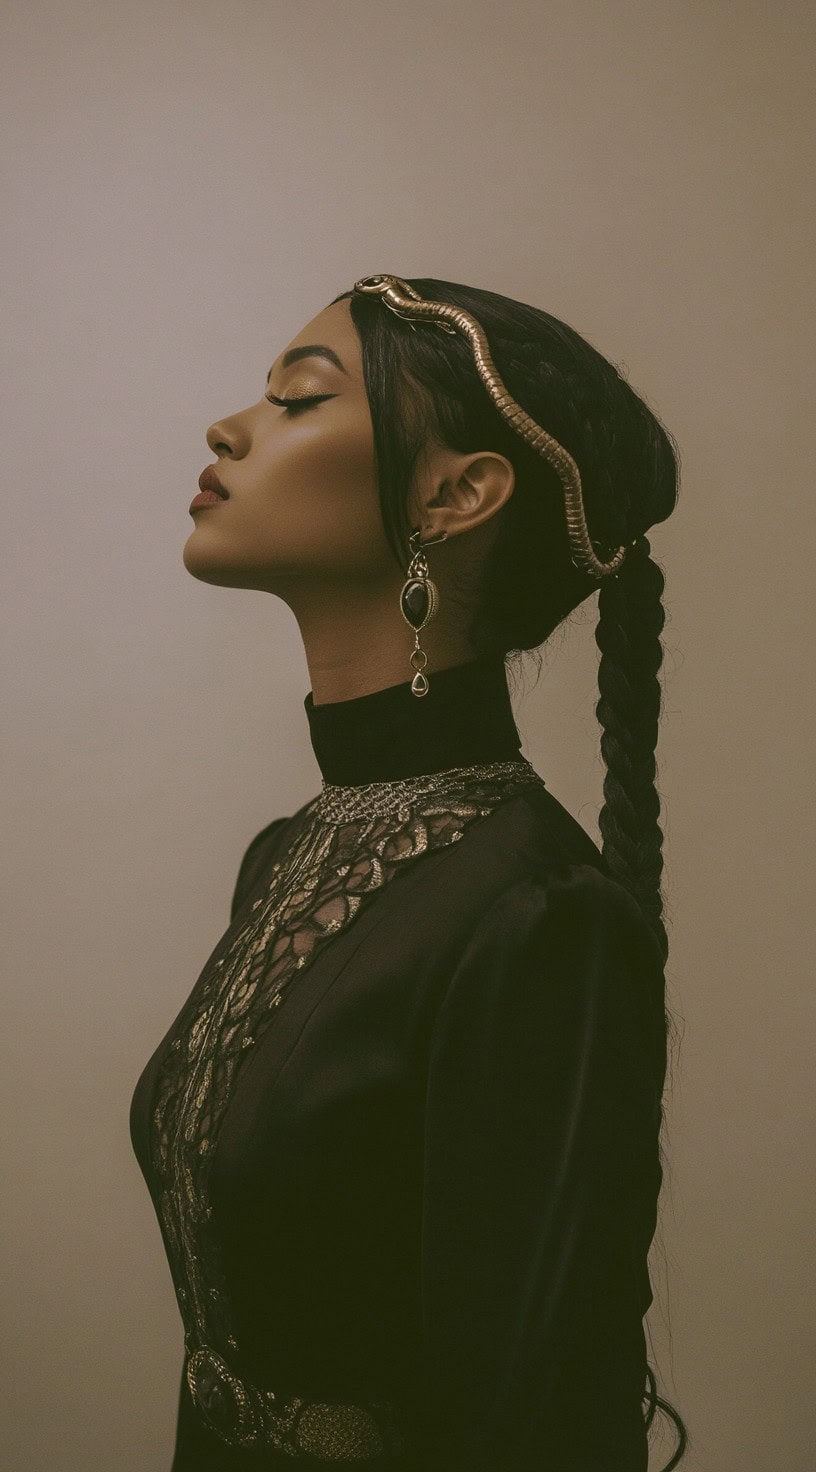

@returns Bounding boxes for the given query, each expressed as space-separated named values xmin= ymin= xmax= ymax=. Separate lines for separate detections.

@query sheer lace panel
xmin=148 ymin=756 xmax=546 ymax=1456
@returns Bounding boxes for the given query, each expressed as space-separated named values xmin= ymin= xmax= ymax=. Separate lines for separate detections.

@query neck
xmin=304 ymin=652 xmax=524 ymax=786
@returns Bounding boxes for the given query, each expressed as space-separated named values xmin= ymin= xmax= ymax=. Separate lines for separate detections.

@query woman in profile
xmin=130 ymin=272 xmax=689 ymax=1470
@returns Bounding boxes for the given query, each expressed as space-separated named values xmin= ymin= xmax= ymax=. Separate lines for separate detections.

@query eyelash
xmin=265 ymin=392 xmax=332 ymax=414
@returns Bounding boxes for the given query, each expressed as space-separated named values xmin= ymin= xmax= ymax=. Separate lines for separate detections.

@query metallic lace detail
xmin=185 ymin=1345 xmax=405 ymax=1459
xmin=313 ymin=759 xmax=530 ymax=822
xmin=149 ymin=756 xmax=545 ymax=1456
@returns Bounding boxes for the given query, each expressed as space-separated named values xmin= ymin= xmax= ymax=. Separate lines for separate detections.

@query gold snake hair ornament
xmin=353 ymin=273 xmax=635 ymax=580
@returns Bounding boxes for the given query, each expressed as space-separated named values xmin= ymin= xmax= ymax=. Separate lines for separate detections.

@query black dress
xmin=129 ymin=653 xmax=666 ymax=1471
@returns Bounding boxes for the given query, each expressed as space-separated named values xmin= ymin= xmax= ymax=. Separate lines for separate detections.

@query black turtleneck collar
xmin=304 ymin=653 xmax=524 ymax=786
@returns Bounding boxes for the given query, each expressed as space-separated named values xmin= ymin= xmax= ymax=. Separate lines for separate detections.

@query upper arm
xmin=418 ymin=865 xmax=667 ymax=1470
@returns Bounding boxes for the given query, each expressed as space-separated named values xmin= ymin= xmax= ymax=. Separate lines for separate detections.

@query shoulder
xmin=229 ymin=809 xmax=298 ymax=921
xmin=454 ymin=856 xmax=662 ymax=988
xmin=432 ymin=837 xmax=667 ymax=1077
xmin=237 ymin=813 xmax=291 ymax=864
xmin=232 ymin=793 xmax=317 ymax=883
xmin=491 ymin=784 xmax=660 ymax=954
xmin=509 ymin=780 xmax=609 ymax=876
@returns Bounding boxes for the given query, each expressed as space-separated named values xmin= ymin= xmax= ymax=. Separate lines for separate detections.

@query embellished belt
xmin=186 ymin=1344 xmax=406 ymax=1461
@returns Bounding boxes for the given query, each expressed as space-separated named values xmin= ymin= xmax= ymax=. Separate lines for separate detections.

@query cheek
xmin=291 ymin=419 xmax=375 ymax=499
xmin=255 ymin=418 xmax=387 ymax=559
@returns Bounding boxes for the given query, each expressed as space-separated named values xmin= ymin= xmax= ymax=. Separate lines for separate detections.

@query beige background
xmin=2 ymin=2 xmax=814 ymax=1468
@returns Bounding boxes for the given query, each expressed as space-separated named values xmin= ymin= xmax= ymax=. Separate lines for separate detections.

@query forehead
xmin=273 ymin=297 xmax=361 ymax=380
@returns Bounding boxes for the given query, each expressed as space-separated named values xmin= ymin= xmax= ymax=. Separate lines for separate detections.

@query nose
xmin=206 ymin=413 xmax=249 ymax=458
xmin=206 ymin=421 xmax=234 ymax=456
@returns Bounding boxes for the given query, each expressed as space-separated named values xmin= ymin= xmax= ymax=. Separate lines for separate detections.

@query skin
xmin=185 ymin=297 xmax=516 ymax=705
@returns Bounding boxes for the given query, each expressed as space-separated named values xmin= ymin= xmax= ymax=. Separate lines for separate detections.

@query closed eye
xmin=265 ymin=392 xmax=335 ymax=415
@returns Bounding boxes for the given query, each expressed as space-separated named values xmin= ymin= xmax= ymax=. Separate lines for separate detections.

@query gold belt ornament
xmin=186 ymin=1343 xmax=405 ymax=1460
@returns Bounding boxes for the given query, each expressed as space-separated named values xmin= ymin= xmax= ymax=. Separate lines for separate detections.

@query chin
xmin=182 ymin=538 xmax=252 ymax=589
xmin=184 ymin=543 xmax=287 ymax=594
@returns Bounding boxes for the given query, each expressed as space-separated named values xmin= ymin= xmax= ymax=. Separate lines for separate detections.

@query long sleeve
xmin=418 ymin=862 xmax=667 ymax=1472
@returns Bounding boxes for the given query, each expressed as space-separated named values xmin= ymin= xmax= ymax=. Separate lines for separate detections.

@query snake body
xmin=353 ymin=273 xmax=628 ymax=580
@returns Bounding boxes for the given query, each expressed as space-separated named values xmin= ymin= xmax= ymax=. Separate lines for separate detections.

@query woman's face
xmin=184 ymin=294 xmax=514 ymax=700
xmin=184 ymin=297 xmax=395 ymax=594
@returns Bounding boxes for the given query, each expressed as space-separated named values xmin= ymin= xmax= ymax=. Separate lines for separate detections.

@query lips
xmin=198 ymin=465 xmax=229 ymax=498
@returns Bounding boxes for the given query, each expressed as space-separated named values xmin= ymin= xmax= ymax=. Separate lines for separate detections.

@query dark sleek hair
xmin=332 ymin=276 xmax=688 ymax=1470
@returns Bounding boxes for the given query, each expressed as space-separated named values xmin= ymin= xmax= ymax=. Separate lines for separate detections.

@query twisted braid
xmin=596 ymin=534 xmax=669 ymax=963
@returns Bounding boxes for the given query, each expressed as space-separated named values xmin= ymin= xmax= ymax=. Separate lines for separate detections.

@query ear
xmin=423 ymin=448 xmax=516 ymax=537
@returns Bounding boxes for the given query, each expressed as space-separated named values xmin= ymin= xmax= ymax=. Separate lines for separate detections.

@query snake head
xmin=352 ymin=274 xmax=411 ymax=296
xmin=351 ymin=275 xmax=458 ymax=336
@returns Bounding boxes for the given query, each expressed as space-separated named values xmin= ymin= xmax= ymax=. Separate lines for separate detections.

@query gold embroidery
xmin=150 ymin=757 xmax=545 ymax=1455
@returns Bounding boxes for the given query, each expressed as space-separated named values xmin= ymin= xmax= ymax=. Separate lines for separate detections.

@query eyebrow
xmin=266 ymin=344 xmax=348 ymax=384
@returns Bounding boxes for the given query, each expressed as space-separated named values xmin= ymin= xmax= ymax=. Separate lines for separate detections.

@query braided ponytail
xmin=595 ymin=532 xmax=669 ymax=964
xmin=597 ymin=534 xmax=688 ymax=1471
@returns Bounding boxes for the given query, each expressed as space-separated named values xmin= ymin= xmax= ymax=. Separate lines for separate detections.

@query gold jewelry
xmin=400 ymin=526 xmax=448 ymax=696
xmin=353 ymin=273 xmax=628 ymax=580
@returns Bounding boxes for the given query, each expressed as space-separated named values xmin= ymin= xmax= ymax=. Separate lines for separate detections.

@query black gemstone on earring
xmin=400 ymin=579 xmax=431 ymax=630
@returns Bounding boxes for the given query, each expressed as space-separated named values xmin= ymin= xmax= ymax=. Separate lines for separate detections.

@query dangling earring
xmin=400 ymin=527 xmax=448 ymax=697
